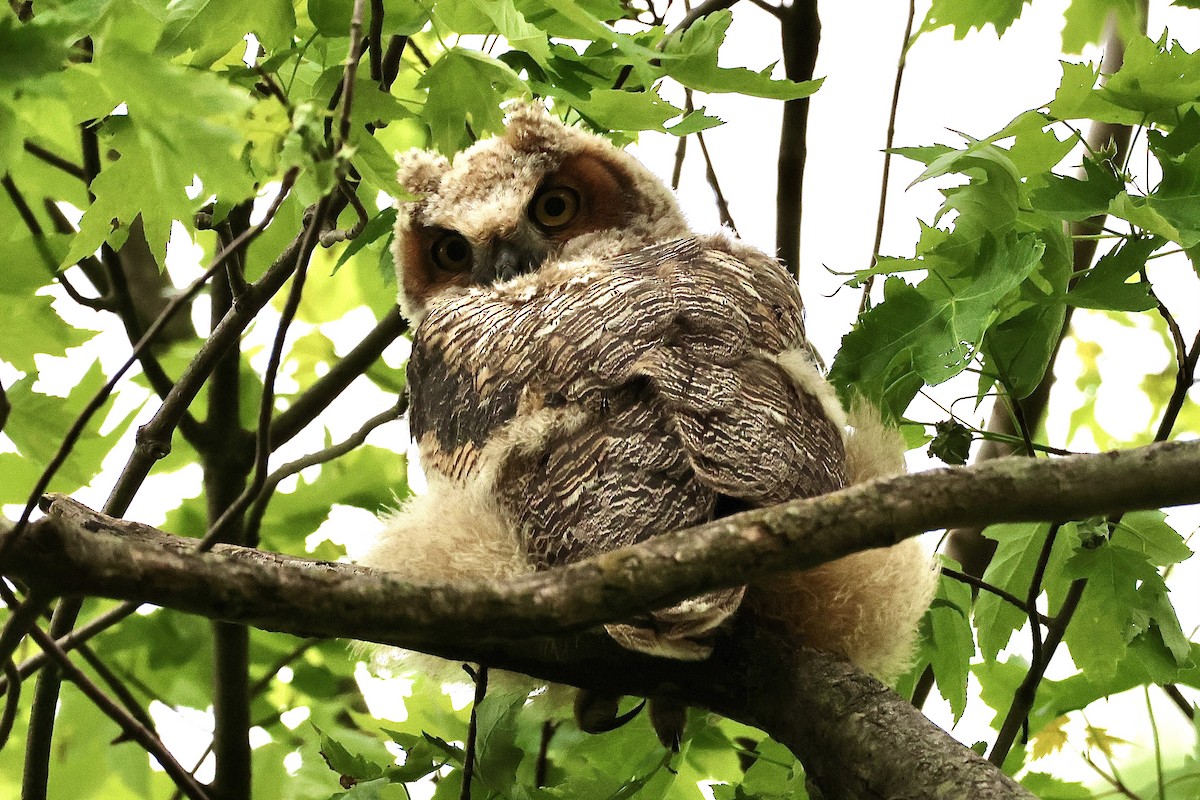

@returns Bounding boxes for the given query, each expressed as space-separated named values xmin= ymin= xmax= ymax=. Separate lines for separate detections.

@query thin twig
xmin=0 ymin=657 xmax=19 ymax=750
xmin=56 ymin=269 xmax=109 ymax=310
xmin=200 ymin=195 xmax=331 ymax=550
xmin=941 ymin=568 xmax=1051 ymax=626
xmin=670 ymin=0 xmax=739 ymax=36
xmin=270 ymin=306 xmax=407 ymax=447
xmin=103 ymin=173 xmax=316 ymax=520
xmin=535 ymin=720 xmax=557 ymax=788
xmin=173 ymin=639 xmax=317 ymax=800
xmin=2 ymin=175 xmax=68 ymax=284
xmin=0 ymin=602 xmax=140 ymax=693
xmin=0 ymin=587 xmax=49 ymax=753
xmin=1083 ymin=752 xmax=1146 ymax=800
xmin=252 ymin=65 xmax=291 ymax=107
xmin=2 ymin=172 xmax=43 ymax=235
xmin=860 ymin=0 xmax=915 ymax=313
xmin=368 ymin=0 xmax=384 ymax=83
xmin=75 ymin=643 xmax=158 ymax=735
xmin=335 ymin=0 xmax=369 ymax=154
xmin=321 ymin=180 xmax=371 ymax=245
xmin=1025 ymin=522 xmax=1064 ymax=672
xmin=0 ymin=589 xmax=48 ymax=718
xmin=696 ymin=129 xmax=739 ymax=235
xmin=775 ymin=0 xmax=819 ymax=279
xmin=4 ymin=588 xmax=212 ymax=800
xmin=460 ymin=664 xmax=489 ymax=800
xmin=407 ymin=39 xmax=431 ymax=69
xmin=1153 ymin=321 xmax=1200 ymax=443
xmin=989 ymin=577 xmax=1087 ymax=766
xmin=41 ymin=198 xmax=111 ymax=298
xmin=380 ymin=36 xmax=408 ymax=91
xmin=1084 ymin=713 xmax=1145 ymax=800
xmin=102 ymin=230 xmax=206 ymax=446
xmin=1145 ymin=687 xmax=1167 ymax=800
xmin=1161 ymin=684 xmax=1195 ymax=721
xmin=244 ymin=396 xmax=408 ymax=543
xmin=22 ymin=140 xmax=85 ymax=179
xmin=249 ymin=639 xmax=320 ymax=697
xmin=671 ymin=110 xmax=688 ymax=190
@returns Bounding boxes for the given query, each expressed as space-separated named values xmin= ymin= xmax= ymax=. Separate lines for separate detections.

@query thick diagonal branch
xmin=4 ymin=442 xmax=1197 ymax=798
xmin=26 ymin=440 xmax=1200 ymax=798
xmin=5 ymin=440 xmax=1198 ymax=650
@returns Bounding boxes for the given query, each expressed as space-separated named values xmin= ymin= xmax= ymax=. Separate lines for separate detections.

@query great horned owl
xmin=362 ymin=103 xmax=934 ymax=738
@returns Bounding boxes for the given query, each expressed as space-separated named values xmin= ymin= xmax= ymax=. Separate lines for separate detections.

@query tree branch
xmin=22 ymin=140 xmax=85 ymax=179
xmin=5 ymin=442 xmax=1198 ymax=798
xmin=860 ymin=0 xmax=916 ymax=312
xmin=203 ymin=204 xmax=256 ymax=800
xmin=6 ymin=440 xmax=1198 ymax=651
xmin=269 ymin=305 xmax=407 ymax=447
xmin=102 ymin=182 xmax=328 ymax=520
xmin=775 ymin=0 xmax=819 ymax=279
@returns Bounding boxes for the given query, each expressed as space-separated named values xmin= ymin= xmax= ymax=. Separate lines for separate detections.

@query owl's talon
xmin=649 ymin=698 xmax=687 ymax=752
xmin=574 ymin=690 xmax=645 ymax=734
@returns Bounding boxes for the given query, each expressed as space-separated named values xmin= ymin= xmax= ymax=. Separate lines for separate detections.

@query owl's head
xmin=391 ymin=103 xmax=691 ymax=322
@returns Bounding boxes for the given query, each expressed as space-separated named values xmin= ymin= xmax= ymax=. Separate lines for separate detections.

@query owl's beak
xmin=482 ymin=241 xmax=539 ymax=285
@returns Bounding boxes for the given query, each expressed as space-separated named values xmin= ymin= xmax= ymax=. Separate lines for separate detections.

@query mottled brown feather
xmin=408 ymin=236 xmax=847 ymax=640
xmin=368 ymin=103 xmax=932 ymax=677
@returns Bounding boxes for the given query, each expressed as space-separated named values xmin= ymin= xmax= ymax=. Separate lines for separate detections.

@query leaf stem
xmin=860 ymin=0 xmax=915 ymax=313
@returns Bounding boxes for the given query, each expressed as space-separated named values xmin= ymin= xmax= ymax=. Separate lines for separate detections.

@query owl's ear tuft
xmin=503 ymin=101 xmax=566 ymax=154
xmin=396 ymin=149 xmax=449 ymax=199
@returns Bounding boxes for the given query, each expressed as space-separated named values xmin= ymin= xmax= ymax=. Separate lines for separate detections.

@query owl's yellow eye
xmin=530 ymin=187 xmax=580 ymax=230
xmin=431 ymin=232 xmax=472 ymax=271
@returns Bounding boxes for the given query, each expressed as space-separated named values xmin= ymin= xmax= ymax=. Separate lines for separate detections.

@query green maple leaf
xmin=1067 ymin=235 xmax=1160 ymax=312
xmin=919 ymin=562 xmax=976 ymax=721
xmin=63 ymin=47 xmax=258 ymax=266
xmin=1031 ymin=156 xmax=1125 ymax=222
xmin=1103 ymin=35 xmax=1200 ymax=115
xmin=417 ymin=49 xmax=527 ymax=154
xmin=830 ymin=233 xmax=1042 ymax=419
xmin=920 ymin=0 xmax=1032 ymax=38
xmin=976 ymin=523 xmax=1075 ymax=660
xmin=1063 ymin=541 xmax=1167 ymax=681
xmin=157 ymin=0 xmax=297 ymax=66
xmin=663 ymin=11 xmax=822 ymax=100
xmin=0 ymin=234 xmax=96 ymax=373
